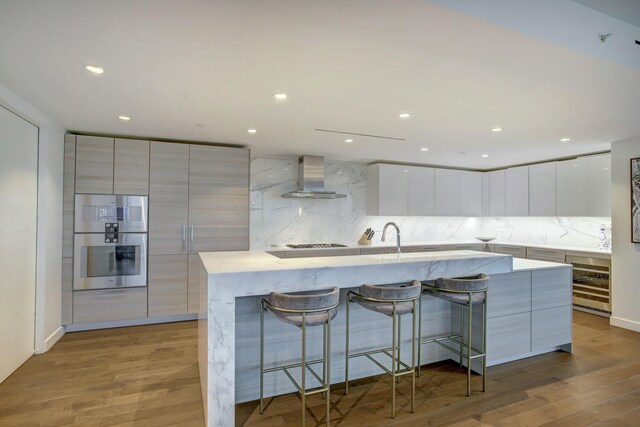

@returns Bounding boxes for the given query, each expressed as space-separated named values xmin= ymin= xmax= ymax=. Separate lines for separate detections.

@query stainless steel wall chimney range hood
xmin=281 ymin=155 xmax=347 ymax=199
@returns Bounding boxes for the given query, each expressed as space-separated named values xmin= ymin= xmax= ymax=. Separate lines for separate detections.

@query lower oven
xmin=566 ymin=255 xmax=611 ymax=317
xmin=74 ymin=233 xmax=147 ymax=290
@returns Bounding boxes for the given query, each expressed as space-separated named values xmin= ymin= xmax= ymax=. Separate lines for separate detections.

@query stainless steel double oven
xmin=74 ymin=194 xmax=148 ymax=290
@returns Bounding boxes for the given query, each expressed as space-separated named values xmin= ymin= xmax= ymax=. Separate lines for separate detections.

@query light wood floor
xmin=1 ymin=312 xmax=639 ymax=426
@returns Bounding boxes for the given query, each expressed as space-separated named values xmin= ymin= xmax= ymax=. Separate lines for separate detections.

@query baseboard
xmin=65 ymin=313 xmax=198 ymax=332
xmin=610 ymin=316 xmax=640 ymax=333
xmin=36 ymin=326 xmax=65 ymax=354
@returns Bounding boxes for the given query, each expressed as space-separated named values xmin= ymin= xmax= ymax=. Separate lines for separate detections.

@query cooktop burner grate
xmin=286 ymin=243 xmax=348 ymax=249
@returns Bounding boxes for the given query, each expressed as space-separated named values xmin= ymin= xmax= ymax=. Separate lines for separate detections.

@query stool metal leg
xmin=411 ymin=300 xmax=416 ymax=413
xmin=345 ymin=295 xmax=350 ymax=395
xmin=391 ymin=302 xmax=397 ymax=419
xmin=467 ymin=295 xmax=472 ymax=397
xmin=326 ymin=316 xmax=331 ymax=427
xmin=417 ymin=295 xmax=422 ymax=378
xmin=459 ymin=304 xmax=464 ymax=367
xmin=322 ymin=323 xmax=327 ymax=400
xmin=482 ymin=293 xmax=487 ymax=392
xmin=396 ymin=315 xmax=401 ymax=384
xmin=260 ymin=300 xmax=265 ymax=414
xmin=301 ymin=313 xmax=307 ymax=427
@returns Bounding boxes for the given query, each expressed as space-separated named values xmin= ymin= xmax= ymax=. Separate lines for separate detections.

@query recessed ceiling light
xmin=403 ymin=169 xmax=409 ymax=173
xmin=603 ymin=167 xmax=609 ymax=170
xmin=481 ymin=154 xmax=489 ymax=158
xmin=274 ymin=93 xmax=288 ymax=100
xmin=560 ymin=138 xmax=571 ymax=142
xmin=247 ymin=129 xmax=257 ymax=134
xmin=118 ymin=115 xmax=130 ymax=121
xmin=420 ymin=147 xmax=429 ymax=151
xmin=573 ymin=164 xmax=579 ymax=167
xmin=458 ymin=152 xmax=466 ymax=155
xmin=491 ymin=127 xmax=503 ymax=132
xmin=344 ymin=139 xmax=353 ymax=144
xmin=398 ymin=113 xmax=411 ymax=119
xmin=85 ymin=65 xmax=104 ymax=74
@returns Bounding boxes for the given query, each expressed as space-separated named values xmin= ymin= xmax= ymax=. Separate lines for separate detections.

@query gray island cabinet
xmin=197 ymin=250 xmax=572 ymax=426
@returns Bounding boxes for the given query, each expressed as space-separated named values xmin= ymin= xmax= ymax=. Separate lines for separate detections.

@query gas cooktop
xmin=286 ymin=243 xmax=348 ymax=249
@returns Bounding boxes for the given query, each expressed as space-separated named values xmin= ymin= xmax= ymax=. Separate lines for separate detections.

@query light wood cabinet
xmin=62 ymin=135 xmax=76 ymax=257
xmin=529 ymin=162 xmax=556 ymax=216
xmin=532 ymin=268 xmax=572 ymax=310
xmin=408 ymin=166 xmax=435 ymax=216
xmin=505 ymin=166 xmax=529 ymax=216
xmin=492 ymin=243 xmax=526 ymax=259
xmin=188 ymin=254 xmax=201 ymax=314
xmin=435 ymin=169 xmax=460 ymax=216
xmin=148 ymin=255 xmax=188 ymax=317
xmin=556 ymin=158 xmax=588 ymax=216
xmin=75 ymin=135 xmax=114 ymax=194
xmin=149 ymin=142 xmax=190 ymax=255
xmin=532 ymin=306 xmax=572 ymax=351
xmin=73 ymin=288 xmax=147 ymax=324
xmin=586 ymin=154 xmax=611 ymax=217
xmin=113 ymin=139 xmax=149 ymax=195
xmin=488 ymin=170 xmax=506 ymax=216
xmin=526 ymin=247 xmax=566 ymax=263
xmin=61 ymin=257 xmax=73 ymax=325
xmin=459 ymin=171 xmax=483 ymax=217
xmin=188 ymin=145 xmax=250 ymax=252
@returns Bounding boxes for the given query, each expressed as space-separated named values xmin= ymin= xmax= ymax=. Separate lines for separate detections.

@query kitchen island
xmin=197 ymin=250 xmax=571 ymax=426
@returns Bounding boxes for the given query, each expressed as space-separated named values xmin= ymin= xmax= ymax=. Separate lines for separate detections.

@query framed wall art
xmin=631 ymin=157 xmax=640 ymax=242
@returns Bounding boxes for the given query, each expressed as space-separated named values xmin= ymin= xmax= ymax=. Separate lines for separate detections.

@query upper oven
xmin=74 ymin=232 xmax=147 ymax=290
xmin=75 ymin=194 xmax=148 ymax=233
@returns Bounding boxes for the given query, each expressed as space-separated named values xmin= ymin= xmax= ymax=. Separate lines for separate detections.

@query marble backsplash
xmin=250 ymin=157 xmax=611 ymax=250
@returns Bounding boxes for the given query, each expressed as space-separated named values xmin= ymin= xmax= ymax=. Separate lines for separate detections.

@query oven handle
xmin=190 ymin=224 xmax=194 ymax=251
xmin=182 ymin=224 xmax=187 ymax=253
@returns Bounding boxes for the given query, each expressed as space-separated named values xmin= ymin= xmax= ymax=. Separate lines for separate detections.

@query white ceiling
xmin=0 ymin=0 xmax=639 ymax=169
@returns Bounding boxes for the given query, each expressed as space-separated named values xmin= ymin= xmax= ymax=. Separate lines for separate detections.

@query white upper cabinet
xmin=489 ymin=170 xmax=506 ymax=216
xmin=586 ymin=153 xmax=611 ymax=217
xmin=460 ymin=171 xmax=483 ymax=217
xmin=435 ymin=169 xmax=460 ymax=216
xmin=482 ymin=173 xmax=490 ymax=216
xmin=556 ymin=158 xmax=588 ymax=216
xmin=529 ymin=162 xmax=556 ymax=216
xmin=408 ymin=166 xmax=435 ymax=216
xmin=367 ymin=164 xmax=408 ymax=216
xmin=505 ymin=166 xmax=529 ymax=216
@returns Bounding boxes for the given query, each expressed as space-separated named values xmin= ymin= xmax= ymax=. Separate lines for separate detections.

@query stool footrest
xmin=421 ymin=335 xmax=486 ymax=359
xmin=349 ymin=347 xmax=414 ymax=377
xmin=263 ymin=360 xmax=329 ymax=397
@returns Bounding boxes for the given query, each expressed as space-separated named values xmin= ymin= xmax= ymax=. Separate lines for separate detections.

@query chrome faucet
xmin=382 ymin=222 xmax=401 ymax=254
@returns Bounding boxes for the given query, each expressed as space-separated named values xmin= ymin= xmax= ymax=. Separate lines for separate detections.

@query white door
xmin=0 ymin=106 xmax=38 ymax=383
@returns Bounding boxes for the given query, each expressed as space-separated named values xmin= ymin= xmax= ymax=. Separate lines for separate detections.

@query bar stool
xmin=345 ymin=280 xmax=422 ymax=418
xmin=418 ymin=274 xmax=489 ymax=396
xmin=260 ymin=287 xmax=340 ymax=427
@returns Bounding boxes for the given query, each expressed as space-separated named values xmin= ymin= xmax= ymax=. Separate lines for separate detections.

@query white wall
xmin=0 ymin=82 xmax=65 ymax=352
xmin=610 ymin=136 xmax=640 ymax=332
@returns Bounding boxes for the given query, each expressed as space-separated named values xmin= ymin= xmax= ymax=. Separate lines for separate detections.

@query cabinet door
xmin=532 ymin=306 xmax=572 ymax=351
xmin=149 ymin=142 xmax=189 ymax=255
xmin=489 ymin=170 xmax=506 ymax=216
xmin=75 ymin=135 xmax=114 ymax=194
xmin=408 ymin=166 xmax=435 ymax=216
xmin=482 ymin=173 xmax=490 ymax=216
xmin=435 ymin=169 xmax=460 ymax=216
xmin=148 ymin=254 xmax=188 ymax=317
xmin=529 ymin=162 xmax=556 ymax=216
xmin=505 ymin=166 xmax=529 ymax=216
xmin=188 ymin=254 xmax=201 ymax=314
xmin=114 ymin=139 xmax=149 ymax=195
xmin=586 ymin=154 xmax=611 ymax=217
xmin=378 ymin=164 xmax=409 ymax=216
xmin=556 ymin=159 xmax=588 ymax=216
xmin=62 ymin=135 xmax=76 ymax=257
xmin=459 ymin=171 xmax=483 ymax=216
xmin=188 ymin=145 xmax=250 ymax=252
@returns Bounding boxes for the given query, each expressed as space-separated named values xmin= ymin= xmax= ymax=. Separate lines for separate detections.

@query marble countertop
xmin=512 ymin=258 xmax=569 ymax=271
xmin=201 ymin=249 xmax=511 ymax=275
xmin=263 ymin=239 xmax=611 ymax=257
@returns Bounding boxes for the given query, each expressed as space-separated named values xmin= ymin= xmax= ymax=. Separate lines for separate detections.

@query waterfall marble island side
xmin=197 ymin=250 xmax=572 ymax=426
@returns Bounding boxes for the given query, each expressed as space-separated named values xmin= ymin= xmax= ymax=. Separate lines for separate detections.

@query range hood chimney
xmin=281 ymin=155 xmax=347 ymax=199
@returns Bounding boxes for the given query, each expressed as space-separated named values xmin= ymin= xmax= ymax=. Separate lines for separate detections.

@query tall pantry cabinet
xmin=148 ymin=143 xmax=250 ymax=316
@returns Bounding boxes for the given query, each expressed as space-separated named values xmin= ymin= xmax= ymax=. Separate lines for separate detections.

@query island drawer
xmin=493 ymin=244 xmax=526 ymax=258
xmin=526 ymin=247 xmax=566 ymax=263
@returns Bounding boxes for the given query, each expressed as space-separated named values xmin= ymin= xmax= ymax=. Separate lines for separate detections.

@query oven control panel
xmin=105 ymin=223 xmax=119 ymax=243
